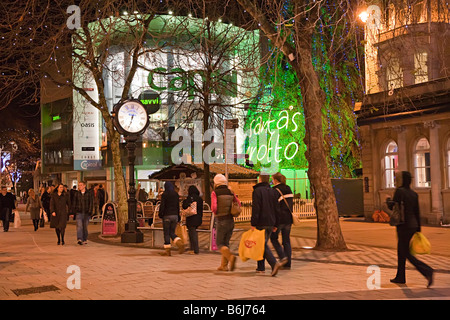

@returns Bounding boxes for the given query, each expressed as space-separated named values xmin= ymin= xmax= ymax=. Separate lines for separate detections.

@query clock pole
xmin=121 ymin=135 xmax=144 ymax=243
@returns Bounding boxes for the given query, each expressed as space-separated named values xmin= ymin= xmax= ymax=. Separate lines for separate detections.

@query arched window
xmin=384 ymin=140 xmax=398 ymax=188
xmin=414 ymin=138 xmax=431 ymax=187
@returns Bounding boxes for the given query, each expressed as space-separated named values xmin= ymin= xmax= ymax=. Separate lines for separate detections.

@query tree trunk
xmin=103 ymin=111 xmax=128 ymax=234
xmin=236 ymin=0 xmax=347 ymax=251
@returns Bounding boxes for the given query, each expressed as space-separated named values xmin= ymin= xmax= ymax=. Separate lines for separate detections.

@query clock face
xmin=117 ymin=101 xmax=148 ymax=133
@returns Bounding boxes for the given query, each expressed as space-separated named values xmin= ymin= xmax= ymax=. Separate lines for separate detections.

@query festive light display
xmin=245 ymin=3 xmax=363 ymax=178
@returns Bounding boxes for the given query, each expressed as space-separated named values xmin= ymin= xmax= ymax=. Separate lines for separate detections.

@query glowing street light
xmin=359 ymin=11 xmax=369 ymax=23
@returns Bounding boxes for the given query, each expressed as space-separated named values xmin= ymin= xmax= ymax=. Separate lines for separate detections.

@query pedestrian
xmin=182 ymin=185 xmax=203 ymax=254
xmin=91 ymin=184 xmax=100 ymax=217
xmin=270 ymin=172 xmax=293 ymax=269
xmin=0 ymin=186 xmax=16 ymax=232
xmin=387 ymin=171 xmax=434 ymax=287
xmin=98 ymin=184 xmax=106 ymax=213
xmin=24 ymin=189 xmax=42 ymax=231
xmin=158 ymin=181 xmax=184 ymax=256
xmin=41 ymin=186 xmax=52 ymax=224
xmin=50 ymin=184 xmax=72 ymax=245
xmin=211 ymin=174 xmax=238 ymax=271
xmin=251 ymin=174 xmax=287 ymax=276
xmin=72 ymin=181 xmax=93 ymax=245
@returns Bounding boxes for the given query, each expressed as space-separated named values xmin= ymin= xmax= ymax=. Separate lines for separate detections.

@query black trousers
xmin=395 ymin=226 xmax=433 ymax=281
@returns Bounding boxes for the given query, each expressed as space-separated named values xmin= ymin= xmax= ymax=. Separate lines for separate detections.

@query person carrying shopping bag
xmin=251 ymin=174 xmax=287 ymax=276
xmin=386 ymin=171 xmax=434 ymax=287
xmin=25 ymin=189 xmax=42 ymax=231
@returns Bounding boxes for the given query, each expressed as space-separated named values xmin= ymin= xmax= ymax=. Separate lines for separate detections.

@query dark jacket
xmin=41 ymin=191 xmax=51 ymax=214
xmin=273 ymin=183 xmax=294 ymax=226
xmin=182 ymin=186 xmax=203 ymax=228
xmin=0 ymin=192 xmax=16 ymax=220
xmin=387 ymin=171 xmax=421 ymax=230
xmin=159 ymin=182 xmax=180 ymax=219
xmin=72 ymin=189 xmax=94 ymax=215
xmin=251 ymin=182 xmax=279 ymax=227
xmin=50 ymin=192 xmax=71 ymax=229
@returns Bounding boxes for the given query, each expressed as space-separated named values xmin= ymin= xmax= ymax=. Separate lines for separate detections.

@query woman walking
xmin=159 ymin=181 xmax=184 ymax=256
xmin=182 ymin=186 xmax=203 ymax=254
xmin=41 ymin=186 xmax=52 ymax=225
xmin=211 ymin=174 xmax=239 ymax=271
xmin=387 ymin=171 xmax=434 ymax=287
xmin=50 ymin=184 xmax=71 ymax=245
xmin=25 ymin=189 xmax=42 ymax=231
xmin=270 ymin=172 xmax=293 ymax=269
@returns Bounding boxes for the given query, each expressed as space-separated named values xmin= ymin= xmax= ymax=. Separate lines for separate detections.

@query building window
xmin=414 ymin=137 xmax=431 ymax=187
xmin=414 ymin=51 xmax=428 ymax=84
xmin=386 ymin=56 xmax=403 ymax=90
xmin=384 ymin=140 xmax=398 ymax=188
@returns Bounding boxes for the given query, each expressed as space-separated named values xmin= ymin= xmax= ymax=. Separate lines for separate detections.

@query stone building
xmin=357 ymin=0 xmax=450 ymax=224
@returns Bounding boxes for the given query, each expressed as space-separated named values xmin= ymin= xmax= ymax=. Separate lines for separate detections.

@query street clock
xmin=112 ymin=99 xmax=149 ymax=136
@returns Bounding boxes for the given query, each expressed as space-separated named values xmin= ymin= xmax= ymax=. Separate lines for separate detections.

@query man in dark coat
xmin=251 ymin=174 xmax=287 ymax=276
xmin=72 ymin=181 xmax=93 ymax=245
xmin=0 ymin=186 xmax=16 ymax=232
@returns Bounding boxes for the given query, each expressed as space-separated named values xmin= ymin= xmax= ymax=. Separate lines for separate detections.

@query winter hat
xmin=213 ymin=174 xmax=227 ymax=186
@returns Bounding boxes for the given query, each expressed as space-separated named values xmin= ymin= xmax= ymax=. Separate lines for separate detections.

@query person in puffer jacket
xmin=211 ymin=174 xmax=239 ymax=272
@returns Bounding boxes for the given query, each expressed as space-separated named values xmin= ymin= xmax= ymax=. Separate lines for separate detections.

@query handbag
xmin=182 ymin=201 xmax=197 ymax=217
xmin=230 ymin=193 xmax=241 ymax=217
xmin=275 ymin=188 xmax=301 ymax=226
xmin=389 ymin=201 xmax=405 ymax=226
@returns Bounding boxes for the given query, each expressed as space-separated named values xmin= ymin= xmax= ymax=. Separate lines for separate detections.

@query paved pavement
xmin=1 ymin=205 xmax=450 ymax=305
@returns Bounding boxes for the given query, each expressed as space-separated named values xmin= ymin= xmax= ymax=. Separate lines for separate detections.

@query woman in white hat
xmin=211 ymin=174 xmax=240 ymax=271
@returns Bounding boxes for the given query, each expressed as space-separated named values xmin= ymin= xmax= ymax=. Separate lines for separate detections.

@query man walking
xmin=72 ymin=181 xmax=93 ymax=245
xmin=251 ymin=174 xmax=288 ymax=276
xmin=0 ymin=186 xmax=16 ymax=232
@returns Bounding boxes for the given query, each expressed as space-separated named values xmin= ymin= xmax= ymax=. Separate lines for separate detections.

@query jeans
xmin=76 ymin=213 xmax=90 ymax=242
xmin=270 ymin=224 xmax=292 ymax=267
xmin=215 ymin=218 xmax=234 ymax=248
xmin=1 ymin=208 xmax=11 ymax=231
xmin=188 ymin=226 xmax=199 ymax=253
xmin=163 ymin=215 xmax=179 ymax=245
xmin=257 ymin=227 xmax=277 ymax=271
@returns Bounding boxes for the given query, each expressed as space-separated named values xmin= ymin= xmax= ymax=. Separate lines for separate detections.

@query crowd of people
xmin=0 ymin=170 xmax=434 ymax=283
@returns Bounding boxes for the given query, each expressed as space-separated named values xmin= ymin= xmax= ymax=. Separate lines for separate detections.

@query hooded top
xmin=213 ymin=174 xmax=227 ymax=187
xmin=389 ymin=171 xmax=420 ymax=229
xmin=159 ymin=181 xmax=179 ymax=218
xmin=182 ymin=186 xmax=203 ymax=227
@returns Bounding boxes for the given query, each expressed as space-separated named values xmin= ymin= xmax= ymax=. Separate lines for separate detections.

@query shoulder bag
xmin=389 ymin=201 xmax=405 ymax=226
xmin=275 ymin=188 xmax=301 ymax=226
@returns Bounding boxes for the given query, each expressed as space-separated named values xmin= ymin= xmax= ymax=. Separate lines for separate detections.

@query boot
xmin=220 ymin=246 xmax=236 ymax=271
xmin=217 ymin=256 xmax=228 ymax=271
xmin=174 ymin=237 xmax=185 ymax=254
xmin=160 ymin=245 xmax=171 ymax=256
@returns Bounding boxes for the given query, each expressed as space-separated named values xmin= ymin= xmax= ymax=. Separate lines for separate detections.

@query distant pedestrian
xmin=41 ymin=186 xmax=52 ymax=224
xmin=50 ymin=184 xmax=72 ymax=245
xmin=387 ymin=171 xmax=434 ymax=287
xmin=211 ymin=174 xmax=238 ymax=272
xmin=270 ymin=172 xmax=293 ymax=269
xmin=72 ymin=181 xmax=93 ymax=245
xmin=0 ymin=186 xmax=16 ymax=232
xmin=25 ymin=189 xmax=42 ymax=231
xmin=251 ymin=174 xmax=287 ymax=276
xmin=182 ymin=185 xmax=203 ymax=254
xmin=158 ymin=181 xmax=184 ymax=256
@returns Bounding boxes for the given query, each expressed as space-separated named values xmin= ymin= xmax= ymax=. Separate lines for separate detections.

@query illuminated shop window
xmin=384 ymin=140 xmax=398 ymax=188
xmin=414 ymin=137 xmax=431 ymax=188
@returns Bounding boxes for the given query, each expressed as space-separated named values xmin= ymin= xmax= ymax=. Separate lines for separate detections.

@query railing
xmin=234 ymin=198 xmax=316 ymax=223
